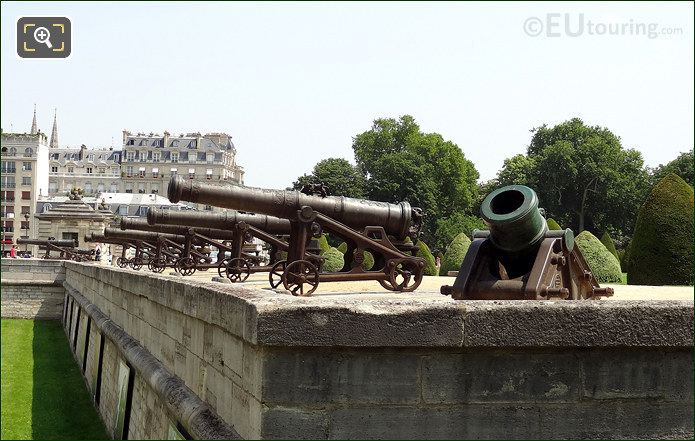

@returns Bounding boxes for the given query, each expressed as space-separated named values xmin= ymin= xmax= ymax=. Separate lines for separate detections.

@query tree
xmin=292 ymin=158 xmax=367 ymax=198
xmin=497 ymin=118 xmax=650 ymax=236
xmin=600 ymin=232 xmax=620 ymax=262
xmin=651 ymin=149 xmax=693 ymax=187
xmin=433 ymin=212 xmax=485 ymax=252
xmin=440 ymin=233 xmax=472 ymax=276
xmin=628 ymin=173 xmax=693 ymax=286
xmin=352 ymin=115 xmax=479 ymax=243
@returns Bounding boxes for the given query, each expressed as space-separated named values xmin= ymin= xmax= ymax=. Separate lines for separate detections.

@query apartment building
xmin=48 ymin=145 xmax=122 ymax=195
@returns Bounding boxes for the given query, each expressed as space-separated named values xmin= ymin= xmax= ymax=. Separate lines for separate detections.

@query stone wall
xmin=1 ymin=258 xmax=66 ymax=319
xmin=3 ymin=259 xmax=693 ymax=439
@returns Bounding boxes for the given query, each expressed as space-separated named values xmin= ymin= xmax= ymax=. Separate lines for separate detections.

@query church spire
xmin=50 ymin=108 xmax=59 ymax=148
xmin=30 ymin=104 xmax=38 ymax=134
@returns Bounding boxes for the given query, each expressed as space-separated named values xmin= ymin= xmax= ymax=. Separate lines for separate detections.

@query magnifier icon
xmin=33 ymin=26 xmax=52 ymax=49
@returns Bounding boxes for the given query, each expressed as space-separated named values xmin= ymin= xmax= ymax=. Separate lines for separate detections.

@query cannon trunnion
xmin=441 ymin=185 xmax=614 ymax=300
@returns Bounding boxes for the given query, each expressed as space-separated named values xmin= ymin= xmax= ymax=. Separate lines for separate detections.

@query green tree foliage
xmin=575 ymin=231 xmax=622 ymax=283
xmin=497 ymin=118 xmax=650 ymax=237
xmin=620 ymin=242 xmax=631 ymax=271
xmin=321 ymin=247 xmax=345 ymax=273
xmin=651 ymin=149 xmax=694 ymax=187
xmin=440 ymin=233 xmax=472 ymax=276
xmin=415 ymin=240 xmax=438 ymax=276
xmin=352 ymin=115 xmax=479 ymax=243
xmin=628 ymin=173 xmax=694 ymax=286
xmin=600 ymin=232 xmax=620 ymax=262
xmin=433 ymin=213 xmax=485 ymax=252
xmin=546 ymin=218 xmax=562 ymax=230
xmin=292 ymin=158 xmax=367 ymax=198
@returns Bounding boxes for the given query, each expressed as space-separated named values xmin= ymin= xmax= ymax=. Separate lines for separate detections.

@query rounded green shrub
xmin=440 ymin=233 xmax=471 ymax=276
xmin=575 ymin=231 xmax=622 ymax=283
xmin=600 ymin=231 xmax=620 ymax=263
xmin=620 ymin=243 xmax=630 ymax=272
xmin=361 ymin=250 xmax=375 ymax=271
xmin=546 ymin=218 xmax=562 ymax=230
xmin=318 ymin=234 xmax=331 ymax=254
xmin=337 ymin=242 xmax=348 ymax=254
xmin=321 ymin=247 xmax=345 ymax=273
xmin=628 ymin=173 xmax=694 ymax=286
xmin=415 ymin=240 xmax=438 ymax=276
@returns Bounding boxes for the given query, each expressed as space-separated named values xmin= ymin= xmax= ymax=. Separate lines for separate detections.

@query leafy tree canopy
xmin=292 ymin=158 xmax=367 ymax=198
xmin=651 ymin=149 xmax=693 ymax=187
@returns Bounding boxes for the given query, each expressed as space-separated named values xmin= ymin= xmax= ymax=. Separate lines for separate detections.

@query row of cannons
xmin=25 ymin=177 xmax=614 ymax=300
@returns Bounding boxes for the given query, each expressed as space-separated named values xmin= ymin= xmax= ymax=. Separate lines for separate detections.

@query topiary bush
xmin=575 ymin=231 xmax=622 ymax=283
xmin=440 ymin=233 xmax=471 ymax=276
xmin=620 ymin=243 xmax=630 ymax=272
xmin=321 ymin=247 xmax=345 ymax=273
xmin=337 ymin=242 xmax=348 ymax=254
xmin=318 ymin=234 xmax=331 ymax=254
xmin=600 ymin=232 xmax=620 ymax=263
xmin=546 ymin=218 xmax=562 ymax=230
xmin=628 ymin=173 xmax=694 ymax=286
xmin=415 ymin=240 xmax=438 ymax=276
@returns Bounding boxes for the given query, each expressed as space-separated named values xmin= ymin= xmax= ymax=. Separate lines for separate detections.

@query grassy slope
xmin=1 ymin=319 xmax=108 ymax=440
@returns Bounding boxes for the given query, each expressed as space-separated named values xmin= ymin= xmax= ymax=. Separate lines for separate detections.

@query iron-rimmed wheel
xmin=175 ymin=257 xmax=197 ymax=276
xmin=381 ymin=259 xmax=424 ymax=292
xmin=217 ymin=258 xmax=232 ymax=278
xmin=116 ymin=257 xmax=128 ymax=268
xmin=282 ymin=260 xmax=319 ymax=296
xmin=268 ymin=260 xmax=287 ymax=289
xmin=130 ymin=257 xmax=144 ymax=271
xmin=226 ymin=258 xmax=251 ymax=283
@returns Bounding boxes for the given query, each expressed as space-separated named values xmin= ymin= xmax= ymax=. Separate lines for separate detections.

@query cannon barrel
xmin=85 ymin=232 xmax=127 ymax=243
xmin=147 ymin=207 xmax=291 ymax=235
xmin=479 ymin=185 xmax=548 ymax=253
xmin=16 ymin=238 xmax=77 ymax=247
xmin=168 ymin=177 xmax=422 ymax=240
xmin=122 ymin=217 xmax=238 ymax=240
xmin=104 ymin=228 xmax=187 ymax=244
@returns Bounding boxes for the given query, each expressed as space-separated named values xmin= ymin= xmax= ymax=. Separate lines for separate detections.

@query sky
xmin=1 ymin=1 xmax=693 ymax=189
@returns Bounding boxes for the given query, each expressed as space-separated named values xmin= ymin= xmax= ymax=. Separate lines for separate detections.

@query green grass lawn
xmin=1 ymin=319 xmax=108 ymax=440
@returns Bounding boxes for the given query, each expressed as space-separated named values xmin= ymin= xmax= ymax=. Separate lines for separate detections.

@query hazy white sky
xmin=2 ymin=1 xmax=693 ymax=188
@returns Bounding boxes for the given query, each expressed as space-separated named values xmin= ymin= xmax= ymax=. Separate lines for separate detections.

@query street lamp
xmin=23 ymin=213 xmax=29 ymax=253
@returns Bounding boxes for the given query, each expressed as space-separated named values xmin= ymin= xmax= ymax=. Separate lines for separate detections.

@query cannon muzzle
xmin=479 ymin=185 xmax=548 ymax=253
xmin=16 ymin=238 xmax=77 ymax=247
xmin=104 ymin=228 xmax=186 ymax=244
xmin=168 ymin=176 xmax=422 ymax=240
xmin=147 ymin=207 xmax=291 ymax=235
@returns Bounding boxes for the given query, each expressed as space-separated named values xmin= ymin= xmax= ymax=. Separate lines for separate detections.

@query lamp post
xmin=23 ymin=213 xmax=29 ymax=253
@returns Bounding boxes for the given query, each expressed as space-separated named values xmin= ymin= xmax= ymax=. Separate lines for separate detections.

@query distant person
xmin=107 ymin=246 xmax=113 ymax=265
xmin=9 ymin=245 xmax=17 ymax=258
xmin=95 ymin=247 xmax=102 ymax=262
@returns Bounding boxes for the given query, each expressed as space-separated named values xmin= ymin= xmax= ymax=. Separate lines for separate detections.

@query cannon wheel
xmin=282 ymin=260 xmax=319 ymax=296
xmin=116 ymin=257 xmax=128 ymax=268
xmin=147 ymin=258 xmax=157 ymax=272
xmin=130 ymin=257 xmax=144 ymax=271
xmin=151 ymin=258 xmax=167 ymax=273
xmin=226 ymin=258 xmax=251 ymax=283
xmin=175 ymin=257 xmax=197 ymax=276
xmin=217 ymin=258 xmax=232 ymax=278
xmin=268 ymin=260 xmax=287 ymax=289
xmin=380 ymin=259 xmax=424 ymax=292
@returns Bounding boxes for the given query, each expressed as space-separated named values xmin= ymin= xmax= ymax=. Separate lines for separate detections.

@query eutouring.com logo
xmin=17 ymin=17 xmax=72 ymax=58
xmin=523 ymin=13 xmax=683 ymax=39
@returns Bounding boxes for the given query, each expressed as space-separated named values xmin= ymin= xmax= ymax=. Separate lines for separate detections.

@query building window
xmin=137 ymin=206 xmax=148 ymax=216
xmin=138 ymin=183 xmax=145 ymax=194
xmin=49 ymin=182 xmax=57 ymax=194
xmin=21 ymin=191 xmax=30 ymax=200
xmin=126 ymin=166 xmax=134 ymax=177
xmin=151 ymin=185 xmax=159 ymax=194
xmin=67 ymin=167 xmax=74 ymax=173
xmin=127 ymin=152 xmax=135 ymax=162
xmin=139 ymin=169 xmax=146 ymax=178
xmin=21 ymin=220 xmax=30 ymax=231
xmin=188 ymin=169 xmax=195 ymax=179
xmin=86 ymin=167 xmax=93 ymax=174
xmin=8 ymin=147 xmax=17 ymax=156
xmin=88 ymin=154 xmax=95 ymax=162
xmin=152 ymin=152 xmax=160 ymax=162
xmin=204 ymin=205 xmax=212 ymax=211
xmin=110 ymin=183 xmax=118 ymax=192
xmin=112 ymin=167 xmax=119 ymax=176
xmin=118 ymin=205 xmax=128 ymax=215
xmin=197 ymin=152 xmax=206 ymax=162
xmin=1 ymin=176 xmax=15 ymax=188
xmin=51 ymin=166 xmax=58 ymax=173
xmin=21 ymin=206 xmax=30 ymax=215
xmin=22 ymin=177 xmax=31 ymax=186
xmin=23 ymin=148 xmax=33 ymax=157
xmin=22 ymin=162 xmax=32 ymax=171
xmin=1 ymin=205 xmax=14 ymax=217
xmin=171 ymin=140 xmax=179 ymax=147
xmin=1 ymin=161 xmax=16 ymax=173
xmin=126 ymin=139 xmax=135 ymax=146
xmin=99 ymin=167 xmax=105 ymax=174
xmin=171 ymin=153 xmax=179 ymax=163
xmin=97 ymin=183 xmax=105 ymax=193
xmin=1 ymin=191 xmax=15 ymax=202
xmin=3 ymin=221 xmax=14 ymax=233
xmin=152 ymin=169 xmax=159 ymax=178
xmin=139 ymin=152 xmax=147 ymax=162
xmin=84 ymin=183 xmax=93 ymax=194
xmin=189 ymin=140 xmax=197 ymax=149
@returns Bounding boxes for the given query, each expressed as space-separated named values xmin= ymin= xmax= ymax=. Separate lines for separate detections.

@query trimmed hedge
xmin=322 ymin=247 xmax=345 ymax=273
xmin=600 ymin=232 xmax=620 ymax=263
xmin=628 ymin=173 xmax=694 ymax=286
xmin=440 ymin=233 xmax=471 ymax=276
xmin=416 ymin=240 xmax=438 ymax=276
xmin=337 ymin=242 xmax=348 ymax=254
xmin=575 ymin=231 xmax=622 ymax=283
xmin=336 ymin=242 xmax=375 ymax=270
xmin=318 ymin=234 xmax=331 ymax=254
xmin=546 ymin=218 xmax=562 ymax=230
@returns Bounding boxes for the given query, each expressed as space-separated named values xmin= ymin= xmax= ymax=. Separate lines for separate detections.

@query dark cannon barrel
xmin=104 ymin=228 xmax=187 ymax=244
xmin=147 ymin=207 xmax=291 ymax=235
xmin=86 ymin=232 xmax=127 ymax=243
xmin=479 ymin=185 xmax=548 ymax=253
xmin=16 ymin=238 xmax=77 ymax=247
xmin=124 ymin=216 xmax=238 ymax=240
xmin=168 ymin=177 xmax=422 ymax=240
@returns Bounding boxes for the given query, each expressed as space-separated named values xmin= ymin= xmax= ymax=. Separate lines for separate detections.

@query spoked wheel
xmin=151 ymin=258 xmax=167 ymax=273
xmin=217 ymin=258 xmax=232 ymax=278
xmin=147 ymin=259 xmax=156 ymax=272
xmin=226 ymin=258 xmax=251 ymax=283
xmin=175 ymin=257 xmax=197 ymax=276
xmin=268 ymin=260 xmax=287 ymax=289
xmin=130 ymin=257 xmax=144 ymax=271
xmin=282 ymin=260 xmax=319 ymax=296
xmin=116 ymin=257 xmax=128 ymax=268
xmin=380 ymin=259 xmax=424 ymax=292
